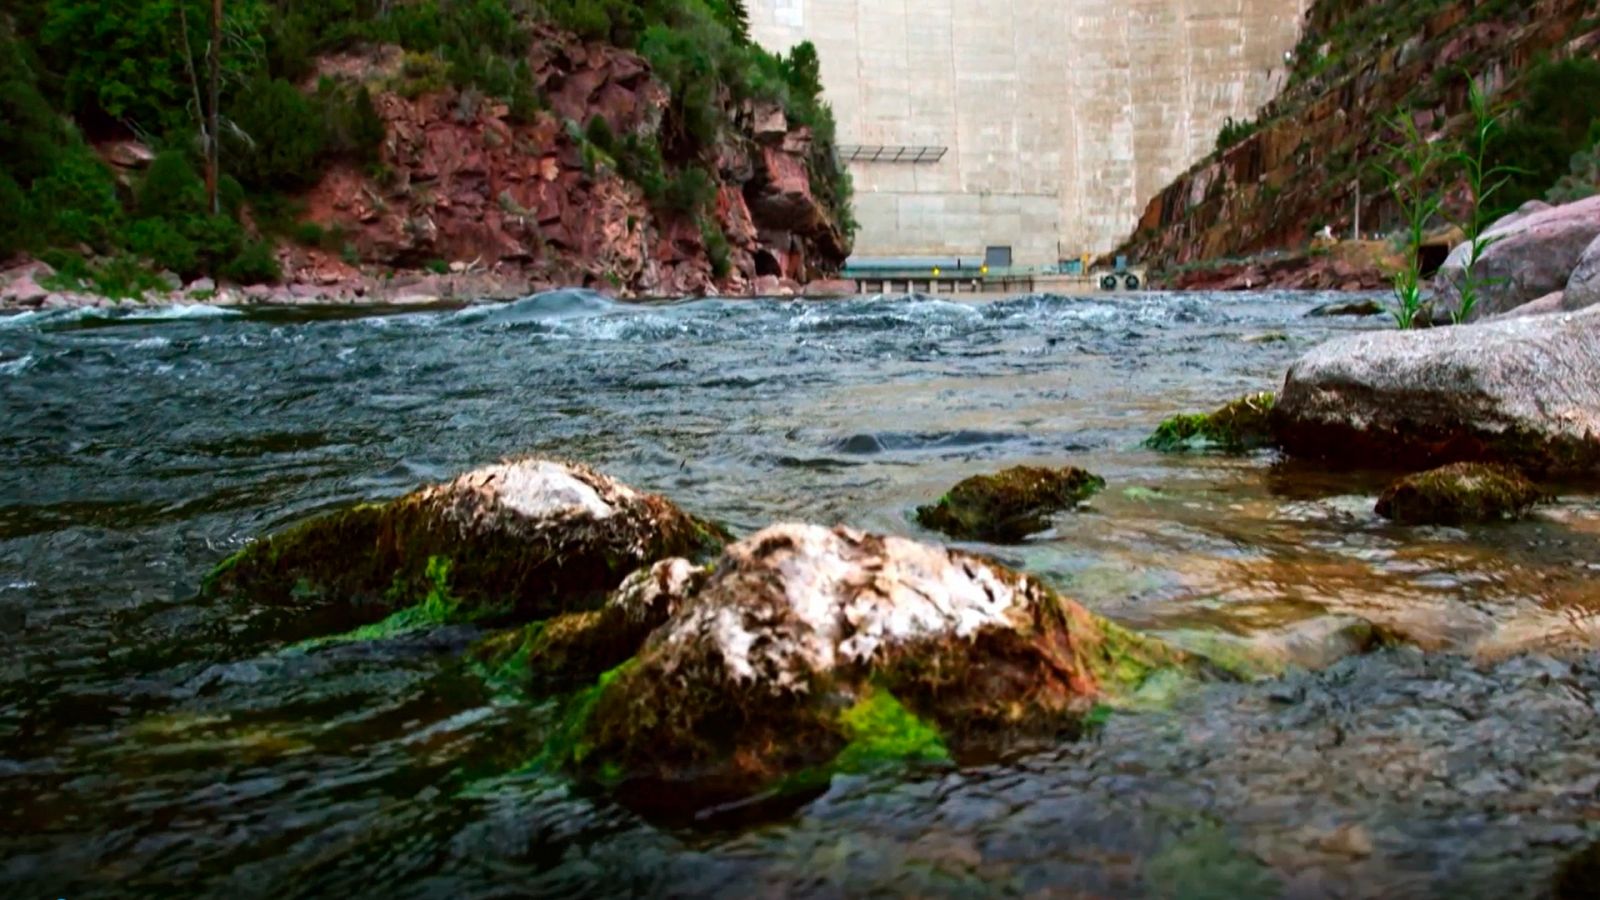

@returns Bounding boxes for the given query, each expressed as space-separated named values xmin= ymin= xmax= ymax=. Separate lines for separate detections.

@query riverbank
xmin=0 ymin=257 xmax=870 ymax=312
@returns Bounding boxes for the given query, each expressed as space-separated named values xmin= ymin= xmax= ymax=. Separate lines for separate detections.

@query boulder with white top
xmin=202 ymin=458 xmax=729 ymax=645
xmin=1273 ymin=307 xmax=1600 ymax=475
xmin=549 ymin=523 xmax=1197 ymax=814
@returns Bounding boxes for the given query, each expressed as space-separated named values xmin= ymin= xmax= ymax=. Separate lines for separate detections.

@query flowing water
xmin=2 ymin=291 xmax=1598 ymax=898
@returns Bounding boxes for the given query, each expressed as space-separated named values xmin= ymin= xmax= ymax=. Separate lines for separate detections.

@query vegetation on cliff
xmin=0 ymin=0 xmax=852 ymax=294
xmin=1120 ymin=0 xmax=1600 ymax=273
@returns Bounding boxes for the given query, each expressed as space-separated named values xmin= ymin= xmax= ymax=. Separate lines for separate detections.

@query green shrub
xmin=1215 ymin=116 xmax=1258 ymax=152
xmin=662 ymin=166 xmax=717 ymax=215
xmin=701 ymin=217 xmax=731 ymax=279
xmin=137 ymin=151 xmax=207 ymax=220
xmin=221 ymin=240 xmax=282 ymax=285
xmin=293 ymin=221 xmax=327 ymax=247
xmin=29 ymin=147 xmax=121 ymax=248
xmin=228 ymin=77 xmax=328 ymax=191
xmin=125 ymin=218 xmax=200 ymax=275
xmin=0 ymin=170 xmax=31 ymax=259
xmin=1489 ymin=57 xmax=1600 ymax=213
xmin=319 ymin=84 xmax=387 ymax=164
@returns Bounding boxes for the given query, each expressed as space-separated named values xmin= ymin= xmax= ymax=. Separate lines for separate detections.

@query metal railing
xmin=835 ymin=145 xmax=948 ymax=164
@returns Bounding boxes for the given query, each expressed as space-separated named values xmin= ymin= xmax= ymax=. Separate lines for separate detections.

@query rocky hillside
xmin=0 ymin=1 xmax=853 ymax=302
xmin=1118 ymin=0 xmax=1600 ymax=272
xmin=290 ymin=29 xmax=850 ymax=298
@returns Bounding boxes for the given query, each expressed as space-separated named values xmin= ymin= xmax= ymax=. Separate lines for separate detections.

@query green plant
xmin=1375 ymin=112 xmax=1446 ymax=330
xmin=1447 ymin=77 xmax=1521 ymax=325
xmin=1215 ymin=116 xmax=1258 ymax=152
xmin=220 ymin=240 xmax=281 ymax=285
xmin=701 ymin=217 xmax=730 ymax=279
xmin=425 ymin=258 xmax=450 ymax=275
xmin=228 ymin=77 xmax=328 ymax=191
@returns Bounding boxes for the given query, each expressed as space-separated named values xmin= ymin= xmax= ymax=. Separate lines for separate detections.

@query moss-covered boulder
xmin=550 ymin=524 xmax=1200 ymax=816
xmin=203 ymin=458 xmax=729 ymax=647
xmin=1375 ymin=462 xmax=1545 ymax=526
xmin=915 ymin=465 xmax=1105 ymax=543
xmin=1146 ymin=391 xmax=1277 ymax=453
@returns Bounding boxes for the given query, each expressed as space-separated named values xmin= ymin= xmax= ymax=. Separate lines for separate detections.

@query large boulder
xmin=1273 ymin=307 xmax=1600 ymax=476
xmin=1564 ymin=233 xmax=1600 ymax=312
xmin=203 ymin=458 xmax=729 ymax=648
xmin=916 ymin=465 xmax=1105 ymax=543
xmin=550 ymin=524 xmax=1198 ymax=815
xmin=1434 ymin=195 xmax=1600 ymax=321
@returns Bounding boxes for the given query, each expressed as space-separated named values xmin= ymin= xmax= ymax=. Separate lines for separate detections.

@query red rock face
xmin=293 ymin=26 xmax=850 ymax=297
xmin=1118 ymin=0 xmax=1599 ymax=274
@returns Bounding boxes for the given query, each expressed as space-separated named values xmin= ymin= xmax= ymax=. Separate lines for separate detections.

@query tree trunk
xmin=207 ymin=0 xmax=222 ymax=215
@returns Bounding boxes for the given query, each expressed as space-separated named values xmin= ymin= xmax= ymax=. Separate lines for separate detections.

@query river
xmin=2 ymin=291 xmax=1597 ymax=897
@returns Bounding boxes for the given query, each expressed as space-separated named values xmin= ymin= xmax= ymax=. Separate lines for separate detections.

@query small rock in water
xmin=1375 ymin=463 xmax=1545 ymax=526
xmin=916 ymin=465 xmax=1105 ymax=543
xmin=1147 ymin=391 xmax=1277 ymax=453
xmin=1306 ymin=299 xmax=1384 ymax=318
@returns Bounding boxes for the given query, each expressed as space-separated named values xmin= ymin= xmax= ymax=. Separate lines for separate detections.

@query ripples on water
xmin=2 ymin=290 xmax=1598 ymax=897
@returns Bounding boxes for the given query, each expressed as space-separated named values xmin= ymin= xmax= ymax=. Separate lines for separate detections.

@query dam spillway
xmin=749 ymin=0 xmax=1311 ymax=266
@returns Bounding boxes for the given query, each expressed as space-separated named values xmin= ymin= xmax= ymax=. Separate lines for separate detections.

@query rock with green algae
xmin=915 ymin=465 xmax=1105 ymax=543
xmin=547 ymin=523 xmax=1203 ymax=817
xmin=1146 ymin=391 xmax=1277 ymax=453
xmin=1375 ymin=462 xmax=1546 ymax=526
xmin=202 ymin=458 xmax=729 ymax=649
xmin=470 ymin=557 xmax=708 ymax=694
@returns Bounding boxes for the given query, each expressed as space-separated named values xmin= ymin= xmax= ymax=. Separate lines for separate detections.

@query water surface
xmin=2 ymin=291 xmax=1597 ymax=897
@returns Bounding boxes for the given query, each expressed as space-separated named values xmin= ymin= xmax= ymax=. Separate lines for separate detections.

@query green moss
xmin=288 ymin=555 xmax=484 ymax=650
xmin=532 ymin=657 xmax=640 ymax=776
xmin=1147 ymin=391 xmax=1276 ymax=453
xmin=916 ymin=465 xmax=1106 ymax=543
xmin=834 ymin=687 xmax=950 ymax=773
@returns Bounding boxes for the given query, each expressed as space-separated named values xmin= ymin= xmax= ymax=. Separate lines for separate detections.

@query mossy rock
xmin=548 ymin=524 xmax=1204 ymax=818
xmin=202 ymin=458 xmax=730 ymax=649
xmin=1147 ymin=391 xmax=1277 ymax=453
xmin=1375 ymin=462 xmax=1546 ymax=526
xmin=915 ymin=465 xmax=1106 ymax=543
xmin=469 ymin=558 xmax=708 ymax=696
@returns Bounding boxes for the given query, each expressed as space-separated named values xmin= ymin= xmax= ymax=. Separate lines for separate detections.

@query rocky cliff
xmin=289 ymin=27 xmax=849 ymax=298
xmin=1117 ymin=0 xmax=1600 ymax=272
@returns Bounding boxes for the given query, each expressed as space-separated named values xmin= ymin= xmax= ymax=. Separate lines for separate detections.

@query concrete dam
xmin=749 ymin=0 xmax=1311 ymax=267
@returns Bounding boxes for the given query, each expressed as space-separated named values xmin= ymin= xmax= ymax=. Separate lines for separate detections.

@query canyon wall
xmin=1118 ymin=0 xmax=1600 ymax=272
xmin=750 ymin=0 xmax=1310 ymax=264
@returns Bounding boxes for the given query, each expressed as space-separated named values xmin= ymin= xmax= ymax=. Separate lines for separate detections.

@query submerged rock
xmin=1306 ymin=298 xmax=1384 ymax=318
xmin=203 ymin=458 xmax=728 ymax=647
xmin=1375 ymin=463 xmax=1545 ymax=526
xmin=1274 ymin=308 xmax=1600 ymax=476
xmin=1146 ymin=391 xmax=1277 ymax=453
xmin=550 ymin=524 xmax=1199 ymax=815
xmin=916 ymin=465 xmax=1105 ymax=543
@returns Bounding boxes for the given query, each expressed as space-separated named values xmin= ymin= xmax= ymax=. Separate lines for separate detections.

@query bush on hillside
xmin=228 ymin=77 xmax=328 ymax=191
xmin=29 ymin=147 xmax=122 ymax=248
xmin=1489 ymin=57 xmax=1600 ymax=213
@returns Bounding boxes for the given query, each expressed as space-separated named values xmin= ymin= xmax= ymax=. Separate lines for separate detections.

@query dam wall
xmin=750 ymin=0 xmax=1311 ymax=264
